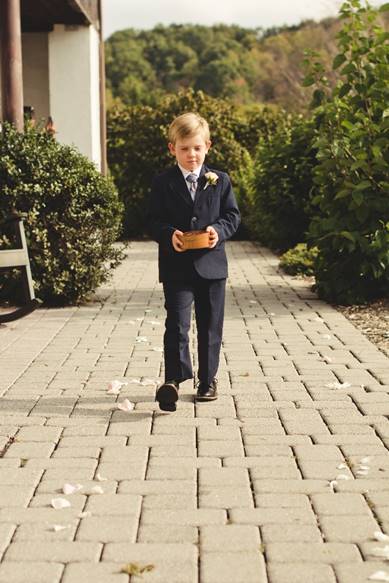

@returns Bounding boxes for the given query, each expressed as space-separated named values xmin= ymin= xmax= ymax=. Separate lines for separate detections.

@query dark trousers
xmin=162 ymin=275 xmax=226 ymax=385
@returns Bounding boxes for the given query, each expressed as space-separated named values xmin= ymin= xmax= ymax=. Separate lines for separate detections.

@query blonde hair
xmin=168 ymin=112 xmax=210 ymax=144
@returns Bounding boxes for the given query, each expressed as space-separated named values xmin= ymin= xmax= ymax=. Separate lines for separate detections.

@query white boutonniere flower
xmin=204 ymin=171 xmax=219 ymax=190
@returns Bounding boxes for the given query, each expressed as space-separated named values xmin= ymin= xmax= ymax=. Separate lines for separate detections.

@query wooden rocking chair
xmin=0 ymin=214 xmax=41 ymax=323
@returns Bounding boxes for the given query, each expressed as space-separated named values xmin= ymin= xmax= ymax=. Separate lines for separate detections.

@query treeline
xmin=105 ymin=19 xmax=342 ymax=111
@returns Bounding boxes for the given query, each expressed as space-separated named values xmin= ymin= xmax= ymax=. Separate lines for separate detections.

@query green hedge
xmin=107 ymin=88 xmax=262 ymax=238
xmin=248 ymin=113 xmax=317 ymax=251
xmin=0 ymin=123 xmax=124 ymax=305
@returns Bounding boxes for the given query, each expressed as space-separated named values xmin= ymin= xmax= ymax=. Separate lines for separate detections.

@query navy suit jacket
xmin=147 ymin=164 xmax=241 ymax=282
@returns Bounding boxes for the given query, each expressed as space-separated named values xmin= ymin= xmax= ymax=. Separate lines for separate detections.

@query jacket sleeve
xmin=146 ymin=176 xmax=176 ymax=250
xmin=209 ymin=173 xmax=241 ymax=243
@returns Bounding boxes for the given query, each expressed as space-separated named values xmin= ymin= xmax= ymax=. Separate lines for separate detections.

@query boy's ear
xmin=168 ymin=142 xmax=176 ymax=156
xmin=206 ymin=140 xmax=212 ymax=152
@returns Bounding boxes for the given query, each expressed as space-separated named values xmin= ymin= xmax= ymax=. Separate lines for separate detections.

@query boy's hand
xmin=172 ymin=230 xmax=185 ymax=252
xmin=206 ymin=226 xmax=219 ymax=248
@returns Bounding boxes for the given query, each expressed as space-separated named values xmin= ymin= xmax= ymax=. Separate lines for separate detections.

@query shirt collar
xmin=178 ymin=163 xmax=202 ymax=179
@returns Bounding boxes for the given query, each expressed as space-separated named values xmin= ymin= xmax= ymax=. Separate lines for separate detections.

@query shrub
xmin=0 ymin=123 xmax=124 ymax=305
xmin=229 ymin=149 xmax=257 ymax=239
xmin=107 ymin=88 xmax=252 ymax=238
xmin=249 ymin=113 xmax=317 ymax=250
xmin=279 ymin=243 xmax=319 ymax=275
xmin=231 ymin=103 xmax=287 ymax=156
xmin=305 ymin=0 xmax=389 ymax=304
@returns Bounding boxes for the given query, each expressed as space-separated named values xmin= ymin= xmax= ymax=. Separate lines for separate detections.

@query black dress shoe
xmin=196 ymin=378 xmax=218 ymax=402
xmin=156 ymin=380 xmax=179 ymax=411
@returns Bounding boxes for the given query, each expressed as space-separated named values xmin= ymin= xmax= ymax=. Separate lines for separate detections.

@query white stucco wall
xmin=48 ymin=24 xmax=101 ymax=169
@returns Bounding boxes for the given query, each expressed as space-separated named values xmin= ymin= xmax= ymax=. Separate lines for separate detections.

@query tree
xmin=104 ymin=20 xmax=351 ymax=110
xmin=305 ymin=0 xmax=389 ymax=304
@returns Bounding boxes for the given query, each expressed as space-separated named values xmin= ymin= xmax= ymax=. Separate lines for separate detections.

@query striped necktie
xmin=186 ymin=173 xmax=198 ymax=200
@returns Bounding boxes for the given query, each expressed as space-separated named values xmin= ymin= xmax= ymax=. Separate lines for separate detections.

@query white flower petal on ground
xmin=336 ymin=474 xmax=351 ymax=480
xmin=322 ymin=355 xmax=333 ymax=363
xmin=329 ymin=480 xmax=338 ymax=492
xmin=325 ymin=381 xmax=352 ymax=390
xmin=128 ymin=378 xmax=141 ymax=384
xmin=249 ymin=300 xmax=258 ymax=304
xmin=337 ymin=463 xmax=348 ymax=470
xmin=370 ymin=546 xmax=389 ymax=559
xmin=144 ymin=309 xmax=152 ymax=313
xmin=322 ymin=334 xmax=332 ymax=340
xmin=374 ymin=532 xmax=389 ymax=543
xmin=136 ymin=336 xmax=148 ymax=343
xmin=135 ymin=317 xmax=144 ymax=321
xmin=315 ymin=316 xmax=325 ymax=322
xmin=369 ymin=571 xmax=389 ymax=582
xmin=269 ymin=312 xmax=276 ymax=316
xmin=358 ymin=465 xmax=370 ymax=471
xmin=62 ymin=483 xmax=83 ymax=495
xmin=152 ymin=347 xmax=163 ymax=352
xmin=107 ymin=380 xmax=128 ymax=394
xmin=117 ymin=399 xmax=135 ymax=412
xmin=51 ymin=498 xmax=71 ymax=510
xmin=127 ymin=320 xmax=135 ymax=325
xmin=361 ymin=457 xmax=371 ymax=464
xmin=356 ymin=470 xmax=369 ymax=477
xmin=90 ymin=485 xmax=104 ymax=494
xmin=52 ymin=524 xmax=71 ymax=532
xmin=147 ymin=320 xmax=160 ymax=325
xmin=95 ymin=473 xmax=107 ymax=482
xmin=78 ymin=511 xmax=92 ymax=518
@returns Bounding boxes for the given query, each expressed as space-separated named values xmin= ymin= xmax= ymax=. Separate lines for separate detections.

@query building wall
xmin=0 ymin=21 xmax=102 ymax=170
xmin=22 ymin=33 xmax=50 ymax=123
xmin=48 ymin=24 xmax=101 ymax=169
xmin=0 ymin=33 xmax=49 ymax=123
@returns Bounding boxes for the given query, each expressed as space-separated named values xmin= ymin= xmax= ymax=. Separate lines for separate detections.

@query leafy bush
xmin=107 ymin=88 xmax=252 ymax=238
xmin=0 ymin=123 xmax=124 ymax=305
xmin=305 ymin=0 xmax=389 ymax=304
xmin=279 ymin=243 xmax=319 ymax=275
xmin=230 ymin=103 xmax=286 ymax=156
xmin=248 ymin=113 xmax=317 ymax=250
xmin=229 ymin=149 xmax=257 ymax=239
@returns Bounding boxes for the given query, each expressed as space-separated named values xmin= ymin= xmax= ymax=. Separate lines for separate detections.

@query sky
xmin=102 ymin=0 xmax=385 ymax=38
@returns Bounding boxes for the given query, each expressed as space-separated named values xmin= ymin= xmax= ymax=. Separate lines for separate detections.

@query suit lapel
xmin=168 ymin=165 xmax=194 ymax=207
xmin=193 ymin=165 xmax=207 ymax=204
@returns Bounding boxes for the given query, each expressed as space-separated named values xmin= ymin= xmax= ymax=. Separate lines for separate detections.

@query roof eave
xmin=66 ymin=0 xmax=94 ymax=26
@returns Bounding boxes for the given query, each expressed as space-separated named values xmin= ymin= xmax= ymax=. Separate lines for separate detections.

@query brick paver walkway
xmin=1 ymin=241 xmax=389 ymax=583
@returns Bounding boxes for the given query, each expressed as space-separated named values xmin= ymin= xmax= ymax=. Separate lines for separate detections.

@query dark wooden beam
xmin=0 ymin=0 xmax=24 ymax=131
xmin=67 ymin=0 xmax=99 ymax=26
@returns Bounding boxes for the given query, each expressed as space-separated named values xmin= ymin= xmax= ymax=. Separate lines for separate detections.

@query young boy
xmin=147 ymin=112 xmax=240 ymax=411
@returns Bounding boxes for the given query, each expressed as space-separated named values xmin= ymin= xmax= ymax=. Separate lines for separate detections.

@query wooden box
xmin=180 ymin=230 xmax=210 ymax=251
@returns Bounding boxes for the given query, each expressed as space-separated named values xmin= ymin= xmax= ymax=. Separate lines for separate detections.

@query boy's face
xmin=168 ymin=133 xmax=211 ymax=172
